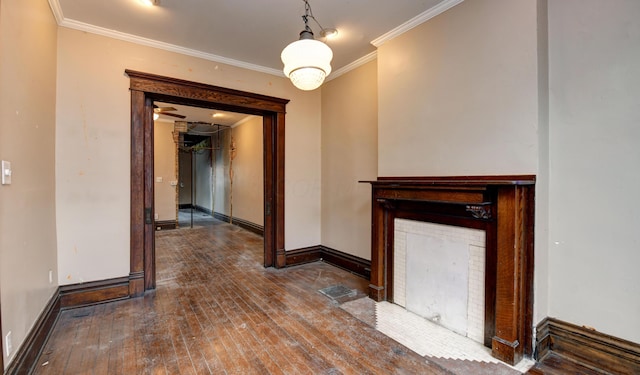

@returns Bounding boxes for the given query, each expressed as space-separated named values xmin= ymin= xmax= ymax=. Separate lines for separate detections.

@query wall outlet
xmin=1 ymin=160 xmax=11 ymax=185
xmin=154 ymin=213 xmax=159 ymax=220
xmin=49 ymin=270 xmax=53 ymax=284
xmin=5 ymin=331 xmax=12 ymax=357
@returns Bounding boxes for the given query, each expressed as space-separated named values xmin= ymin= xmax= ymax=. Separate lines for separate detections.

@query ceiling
xmin=52 ymin=0 xmax=454 ymax=77
xmin=154 ymin=102 xmax=257 ymax=127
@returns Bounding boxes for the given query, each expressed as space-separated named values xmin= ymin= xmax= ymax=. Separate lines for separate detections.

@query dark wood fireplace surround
xmin=363 ymin=176 xmax=535 ymax=365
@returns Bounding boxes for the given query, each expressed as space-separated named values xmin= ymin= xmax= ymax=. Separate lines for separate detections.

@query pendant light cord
xmin=301 ymin=0 xmax=327 ymax=35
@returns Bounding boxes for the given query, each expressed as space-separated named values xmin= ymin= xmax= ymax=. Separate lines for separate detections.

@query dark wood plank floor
xmin=33 ymin=221 xmax=455 ymax=374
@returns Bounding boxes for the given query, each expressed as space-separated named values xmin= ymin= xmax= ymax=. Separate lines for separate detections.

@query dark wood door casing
xmin=126 ymin=70 xmax=289 ymax=295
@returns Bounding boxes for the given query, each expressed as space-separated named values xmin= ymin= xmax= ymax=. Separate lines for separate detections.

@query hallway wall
xmin=0 ymin=0 xmax=58 ymax=368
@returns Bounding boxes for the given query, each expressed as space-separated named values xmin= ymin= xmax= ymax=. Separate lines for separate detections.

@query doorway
xmin=126 ymin=70 xmax=288 ymax=296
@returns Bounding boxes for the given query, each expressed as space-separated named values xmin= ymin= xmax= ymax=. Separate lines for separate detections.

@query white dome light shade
xmin=281 ymin=39 xmax=333 ymax=91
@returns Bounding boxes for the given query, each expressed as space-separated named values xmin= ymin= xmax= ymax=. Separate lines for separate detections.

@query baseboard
xmin=59 ymin=276 xmax=131 ymax=309
xmin=213 ymin=212 xmax=264 ymax=237
xmin=194 ymin=205 xmax=213 ymax=216
xmin=285 ymin=245 xmax=323 ymax=266
xmin=5 ymin=289 xmax=61 ymax=375
xmin=6 ymin=277 xmax=132 ymax=374
xmin=320 ymin=246 xmax=371 ymax=280
xmin=154 ymin=220 xmax=177 ymax=230
xmin=285 ymin=245 xmax=371 ymax=280
xmin=535 ymin=317 xmax=640 ymax=374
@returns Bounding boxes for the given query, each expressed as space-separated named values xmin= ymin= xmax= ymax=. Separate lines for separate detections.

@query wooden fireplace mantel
xmin=361 ymin=175 xmax=535 ymax=365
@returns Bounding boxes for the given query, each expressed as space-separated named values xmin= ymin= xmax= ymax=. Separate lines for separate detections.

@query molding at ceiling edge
xmin=47 ymin=0 xmax=65 ymax=24
xmin=51 ymin=11 xmax=285 ymax=78
xmin=370 ymin=0 xmax=464 ymax=47
xmin=326 ymin=51 xmax=377 ymax=82
xmin=46 ymin=0 xmax=388 ymax=82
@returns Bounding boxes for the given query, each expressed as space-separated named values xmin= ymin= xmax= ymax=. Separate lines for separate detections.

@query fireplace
xmin=394 ymin=219 xmax=487 ymax=344
xmin=362 ymin=176 xmax=535 ymax=365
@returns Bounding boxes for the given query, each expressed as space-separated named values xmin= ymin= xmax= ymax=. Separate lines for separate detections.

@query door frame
xmin=126 ymin=70 xmax=288 ymax=296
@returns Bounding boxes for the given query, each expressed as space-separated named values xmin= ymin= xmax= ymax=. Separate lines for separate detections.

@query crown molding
xmin=60 ymin=18 xmax=285 ymax=77
xmin=326 ymin=51 xmax=377 ymax=82
xmin=371 ymin=0 xmax=464 ymax=47
xmin=48 ymin=0 xmax=454 ymax=82
xmin=47 ymin=0 xmax=65 ymax=24
xmin=48 ymin=0 xmax=285 ymax=78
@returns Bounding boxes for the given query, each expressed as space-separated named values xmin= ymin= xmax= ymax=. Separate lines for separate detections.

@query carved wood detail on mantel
xmin=361 ymin=176 xmax=535 ymax=365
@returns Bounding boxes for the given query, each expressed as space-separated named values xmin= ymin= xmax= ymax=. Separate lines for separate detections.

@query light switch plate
xmin=1 ymin=160 xmax=11 ymax=185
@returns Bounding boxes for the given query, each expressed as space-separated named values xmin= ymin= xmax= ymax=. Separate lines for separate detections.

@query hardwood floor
xmin=33 ymin=222 xmax=454 ymax=374
xmin=527 ymin=353 xmax=610 ymax=375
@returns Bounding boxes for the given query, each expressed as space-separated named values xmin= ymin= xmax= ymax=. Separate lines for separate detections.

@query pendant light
xmin=281 ymin=0 xmax=334 ymax=91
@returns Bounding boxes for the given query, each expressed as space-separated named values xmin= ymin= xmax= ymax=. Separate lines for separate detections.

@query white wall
xmin=548 ymin=0 xmax=640 ymax=343
xmin=321 ymin=61 xmax=378 ymax=260
xmin=377 ymin=0 xmax=540 ymax=177
xmin=55 ymin=27 xmax=321 ymax=285
xmin=0 ymin=0 xmax=58 ymax=367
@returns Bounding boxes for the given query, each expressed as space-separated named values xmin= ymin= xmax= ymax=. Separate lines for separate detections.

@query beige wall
xmin=154 ymin=121 xmax=177 ymax=221
xmin=377 ymin=0 xmax=539 ymax=177
xmin=55 ymin=28 xmax=322 ymax=285
xmin=0 ymin=0 xmax=58 ymax=367
xmin=230 ymin=117 xmax=264 ymax=226
xmin=321 ymin=61 xmax=378 ymax=260
xmin=212 ymin=119 xmax=264 ymax=227
xmin=548 ymin=0 xmax=640 ymax=343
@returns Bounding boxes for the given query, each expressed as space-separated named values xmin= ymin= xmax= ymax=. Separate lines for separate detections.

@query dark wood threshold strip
xmin=534 ymin=317 xmax=640 ymax=374
xmin=6 ymin=277 xmax=132 ymax=374
xmin=285 ymin=245 xmax=371 ymax=280
xmin=213 ymin=212 xmax=264 ymax=237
